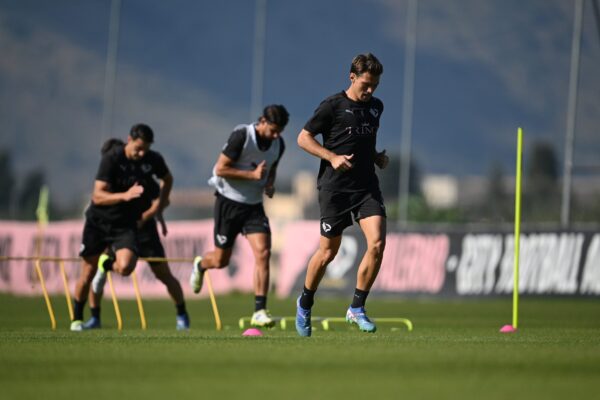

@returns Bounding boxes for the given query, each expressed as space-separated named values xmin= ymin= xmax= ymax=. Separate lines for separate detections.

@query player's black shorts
xmin=318 ymin=189 xmax=386 ymax=238
xmin=137 ymin=219 xmax=166 ymax=258
xmin=79 ymin=215 xmax=138 ymax=257
xmin=213 ymin=192 xmax=270 ymax=249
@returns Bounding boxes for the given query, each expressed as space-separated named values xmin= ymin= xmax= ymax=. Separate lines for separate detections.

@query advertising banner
xmin=2 ymin=220 xmax=599 ymax=298
xmin=276 ymin=222 xmax=600 ymax=298
xmin=0 ymin=220 xmax=255 ymax=298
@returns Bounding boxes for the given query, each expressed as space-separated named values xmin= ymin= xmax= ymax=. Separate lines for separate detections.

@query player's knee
xmin=82 ymin=269 xmax=96 ymax=283
xmin=255 ymin=248 xmax=271 ymax=263
xmin=367 ymin=239 xmax=385 ymax=259
xmin=320 ymin=248 xmax=338 ymax=264
xmin=114 ymin=260 xmax=135 ymax=276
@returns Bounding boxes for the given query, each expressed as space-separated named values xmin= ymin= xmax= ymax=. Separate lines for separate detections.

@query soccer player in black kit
xmin=70 ymin=124 xmax=185 ymax=331
xmin=295 ymin=53 xmax=389 ymax=337
xmin=81 ymin=137 xmax=189 ymax=331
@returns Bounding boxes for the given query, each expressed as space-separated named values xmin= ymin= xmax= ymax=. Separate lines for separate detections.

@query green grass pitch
xmin=1 ymin=293 xmax=599 ymax=399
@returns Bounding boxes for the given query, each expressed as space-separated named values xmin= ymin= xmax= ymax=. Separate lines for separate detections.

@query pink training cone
xmin=242 ymin=328 xmax=263 ymax=337
xmin=500 ymin=324 xmax=517 ymax=333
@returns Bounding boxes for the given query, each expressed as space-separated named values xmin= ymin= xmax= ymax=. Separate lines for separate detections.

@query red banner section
xmin=1 ymin=221 xmax=600 ymax=298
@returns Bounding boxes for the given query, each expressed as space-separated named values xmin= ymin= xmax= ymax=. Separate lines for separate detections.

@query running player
xmin=81 ymin=138 xmax=189 ymax=330
xmin=295 ymin=53 xmax=389 ymax=337
xmin=189 ymin=105 xmax=289 ymax=328
xmin=70 ymin=124 xmax=178 ymax=331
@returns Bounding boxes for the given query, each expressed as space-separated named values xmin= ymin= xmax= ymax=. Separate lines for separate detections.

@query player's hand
xmin=252 ymin=160 xmax=267 ymax=180
xmin=331 ymin=154 xmax=354 ymax=172
xmin=124 ymin=182 xmax=144 ymax=201
xmin=375 ymin=150 xmax=389 ymax=169
xmin=264 ymin=185 xmax=275 ymax=198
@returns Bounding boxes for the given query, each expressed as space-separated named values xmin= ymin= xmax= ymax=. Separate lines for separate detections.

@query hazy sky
xmin=1 ymin=0 xmax=599 ymax=207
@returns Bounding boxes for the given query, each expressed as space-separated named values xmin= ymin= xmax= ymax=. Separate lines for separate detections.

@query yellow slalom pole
xmin=204 ymin=271 xmax=222 ymax=331
xmin=59 ymin=260 xmax=74 ymax=321
xmin=131 ymin=271 xmax=147 ymax=330
xmin=34 ymin=259 xmax=56 ymax=330
xmin=512 ymin=127 xmax=523 ymax=329
xmin=107 ymin=272 xmax=123 ymax=331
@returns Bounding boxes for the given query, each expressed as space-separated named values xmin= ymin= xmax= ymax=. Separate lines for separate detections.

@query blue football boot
xmin=346 ymin=306 xmax=377 ymax=333
xmin=83 ymin=316 xmax=101 ymax=330
xmin=295 ymin=297 xmax=312 ymax=337
xmin=176 ymin=313 xmax=190 ymax=331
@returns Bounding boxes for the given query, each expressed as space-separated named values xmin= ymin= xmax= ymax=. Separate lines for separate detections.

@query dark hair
xmin=261 ymin=104 xmax=289 ymax=128
xmin=101 ymin=138 xmax=124 ymax=155
xmin=129 ymin=123 xmax=154 ymax=143
xmin=350 ymin=53 xmax=383 ymax=77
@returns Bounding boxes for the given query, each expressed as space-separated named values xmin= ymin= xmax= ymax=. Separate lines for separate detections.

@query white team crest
xmin=216 ymin=234 xmax=228 ymax=245
xmin=321 ymin=222 xmax=332 ymax=233
xmin=370 ymin=108 xmax=379 ymax=118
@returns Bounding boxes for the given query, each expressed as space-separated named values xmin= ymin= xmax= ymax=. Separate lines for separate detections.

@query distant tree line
xmin=377 ymin=141 xmax=600 ymax=226
xmin=0 ymin=148 xmax=79 ymax=221
xmin=2 ymin=142 xmax=599 ymax=225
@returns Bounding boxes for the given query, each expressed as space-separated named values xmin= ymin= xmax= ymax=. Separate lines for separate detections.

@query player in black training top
xmin=70 ymin=124 xmax=174 ymax=331
xmin=295 ymin=53 xmax=389 ymax=337
xmin=80 ymin=138 xmax=190 ymax=331
xmin=190 ymin=105 xmax=289 ymax=328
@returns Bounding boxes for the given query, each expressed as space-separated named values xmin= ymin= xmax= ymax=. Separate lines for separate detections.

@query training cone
xmin=242 ymin=328 xmax=263 ymax=337
xmin=500 ymin=324 xmax=517 ymax=333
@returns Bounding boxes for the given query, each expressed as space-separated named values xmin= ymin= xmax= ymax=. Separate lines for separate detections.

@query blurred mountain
xmin=1 ymin=0 xmax=599 ymax=211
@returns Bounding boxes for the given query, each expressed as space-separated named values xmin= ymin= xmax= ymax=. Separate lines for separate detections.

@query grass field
xmin=1 ymin=293 xmax=599 ymax=400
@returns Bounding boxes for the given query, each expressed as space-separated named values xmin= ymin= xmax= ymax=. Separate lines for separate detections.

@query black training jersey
xmin=86 ymin=144 xmax=170 ymax=226
xmin=304 ymin=91 xmax=384 ymax=192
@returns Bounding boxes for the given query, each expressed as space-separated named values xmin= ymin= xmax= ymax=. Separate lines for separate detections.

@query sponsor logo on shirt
xmin=353 ymin=123 xmax=376 ymax=135
xmin=141 ymin=164 xmax=152 ymax=173
xmin=370 ymin=108 xmax=379 ymax=118
xmin=322 ymin=222 xmax=332 ymax=233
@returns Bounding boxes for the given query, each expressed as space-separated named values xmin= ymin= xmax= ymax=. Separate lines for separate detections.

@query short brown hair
xmin=350 ymin=53 xmax=383 ymax=77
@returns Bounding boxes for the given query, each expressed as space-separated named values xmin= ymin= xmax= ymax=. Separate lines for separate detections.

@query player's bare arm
xmin=297 ymin=129 xmax=354 ymax=171
xmin=157 ymin=172 xmax=173 ymax=213
xmin=91 ymin=180 xmax=143 ymax=206
xmin=214 ymin=153 xmax=266 ymax=181
xmin=264 ymin=162 xmax=279 ymax=198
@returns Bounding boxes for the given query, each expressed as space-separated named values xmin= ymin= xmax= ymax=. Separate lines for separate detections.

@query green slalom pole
xmin=512 ymin=128 xmax=523 ymax=329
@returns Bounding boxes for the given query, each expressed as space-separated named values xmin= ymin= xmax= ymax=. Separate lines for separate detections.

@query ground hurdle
xmin=0 ymin=255 xmax=222 ymax=331
xmin=238 ymin=315 xmax=413 ymax=332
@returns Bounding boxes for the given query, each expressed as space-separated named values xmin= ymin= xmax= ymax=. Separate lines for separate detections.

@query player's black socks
xmin=299 ymin=286 xmax=316 ymax=309
xmin=90 ymin=306 xmax=100 ymax=319
xmin=176 ymin=302 xmax=187 ymax=316
xmin=351 ymin=288 xmax=369 ymax=308
xmin=73 ymin=300 xmax=86 ymax=321
xmin=255 ymin=295 xmax=267 ymax=311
